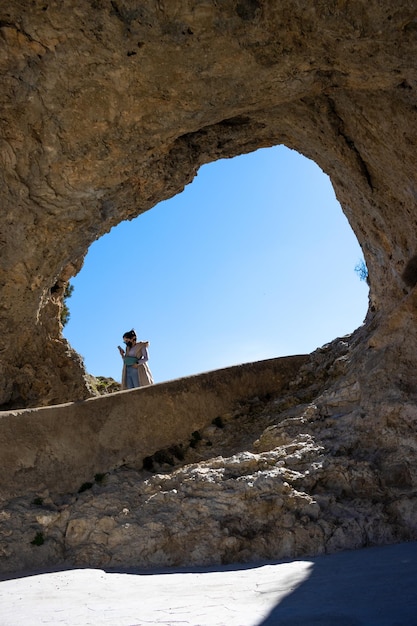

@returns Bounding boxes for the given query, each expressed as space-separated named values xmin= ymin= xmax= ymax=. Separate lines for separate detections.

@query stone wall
xmin=0 ymin=355 xmax=306 ymax=499
xmin=1 ymin=335 xmax=416 ymax=575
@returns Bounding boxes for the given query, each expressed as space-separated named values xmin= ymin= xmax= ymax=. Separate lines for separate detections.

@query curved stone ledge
xmin=0 ymin=355 xmax=307 ymax=499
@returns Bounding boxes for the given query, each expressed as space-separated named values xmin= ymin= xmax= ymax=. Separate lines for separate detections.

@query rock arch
xmin=1 ymin=1 xmax=417 ymax=408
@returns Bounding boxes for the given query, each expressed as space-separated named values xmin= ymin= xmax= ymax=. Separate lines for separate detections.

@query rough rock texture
xmin=1 ymin=0 xmax=417 ymax=575
xmin=0 ymin=356 xmax=306 ymax=499
xmin=1 ymin=333 xmax=416 ymax=575
xmin=1 ymin=0 xmax=417 ymax=407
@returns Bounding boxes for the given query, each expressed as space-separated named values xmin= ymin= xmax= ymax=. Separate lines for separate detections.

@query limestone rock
xmin=1 ymin=0 xmax=417 ymax=577
xmin=0 ymin=334 xmax=416 ymax=575
xmin=1 ymin=1 xmax=417 ymax=408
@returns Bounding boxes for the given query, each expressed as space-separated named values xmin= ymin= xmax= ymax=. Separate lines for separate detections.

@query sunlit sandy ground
xmin=1 ymin=542 xmax=416 ymax=626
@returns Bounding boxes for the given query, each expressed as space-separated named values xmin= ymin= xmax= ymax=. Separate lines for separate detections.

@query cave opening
xmin=63 ymin=145 xmax=369 ymax=385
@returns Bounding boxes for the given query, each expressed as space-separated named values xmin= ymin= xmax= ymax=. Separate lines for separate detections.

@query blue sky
xmin=63 ymin=145 xmax=369 ymax=384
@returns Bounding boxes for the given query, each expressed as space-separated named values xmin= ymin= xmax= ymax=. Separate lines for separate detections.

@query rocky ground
xmin=1 ymin=330 xmax=416 ymax=575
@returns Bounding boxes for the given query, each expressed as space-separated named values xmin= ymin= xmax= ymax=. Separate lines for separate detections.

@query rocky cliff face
xmin=1 ymin=333 xmax=416 ymax=574
xmin=1 ymin=0 xmax=417 ymax=409
xmin=1 ymin=0 xmax=417 ymax=574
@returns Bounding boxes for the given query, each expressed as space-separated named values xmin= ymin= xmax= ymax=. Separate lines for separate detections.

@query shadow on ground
xmin=258 ymin=541 xmax=417 ymax=626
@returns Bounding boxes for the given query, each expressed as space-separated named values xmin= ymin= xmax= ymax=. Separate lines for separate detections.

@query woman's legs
xmin=126 ymin=366 xmax=140 ymax=389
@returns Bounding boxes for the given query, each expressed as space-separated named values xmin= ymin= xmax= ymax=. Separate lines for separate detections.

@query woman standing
xmin=118 ymin=329 xmax=154 ymax=389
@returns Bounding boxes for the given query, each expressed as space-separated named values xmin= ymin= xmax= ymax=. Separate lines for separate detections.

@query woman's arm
xmin=137 ymin=345 xmax=149 ymax=364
